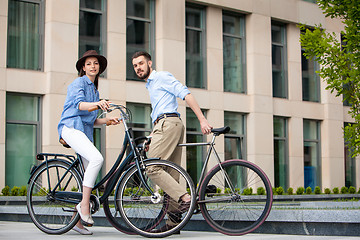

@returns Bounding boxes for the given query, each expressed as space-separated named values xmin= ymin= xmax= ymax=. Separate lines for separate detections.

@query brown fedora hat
xmin=76 ymin=50 xmax=107 ymax=74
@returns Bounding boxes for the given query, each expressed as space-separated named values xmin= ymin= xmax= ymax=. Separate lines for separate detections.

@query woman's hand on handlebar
xmin=94 ymin=117 xmax=120 ymax=126
xmin=96 ymin=99 xmax=111 ymax=111
xmin=106 ymin=117 xmax=120 ymax=126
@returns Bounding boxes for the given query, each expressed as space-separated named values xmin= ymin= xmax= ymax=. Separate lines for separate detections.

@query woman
xmin=58 ymin=50 xmax=119 ymax=235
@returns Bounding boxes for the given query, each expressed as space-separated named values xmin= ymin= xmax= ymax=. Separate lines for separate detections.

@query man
xmin=132 ymin=51 xmax=212 ymax=232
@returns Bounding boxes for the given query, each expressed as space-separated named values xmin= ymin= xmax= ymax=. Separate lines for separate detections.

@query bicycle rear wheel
xmin=199 ymin=159 xmax=272 ymax=236
xmin=117 ymin=159 xmax=196 ymax=238
xmin=27 ymin=160 xmax=82 ymax=234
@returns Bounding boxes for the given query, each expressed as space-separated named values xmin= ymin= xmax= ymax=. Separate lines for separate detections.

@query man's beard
xmin=137 ymin=67 xmax=150 ymax=80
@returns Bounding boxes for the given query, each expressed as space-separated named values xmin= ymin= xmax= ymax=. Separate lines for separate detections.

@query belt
xmin=154 ymin=113 xmax=180 ymax=125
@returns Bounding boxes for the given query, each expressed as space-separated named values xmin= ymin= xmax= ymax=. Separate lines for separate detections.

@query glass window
xmin=224 ymin=112 xmax=246 ymax=160
xmin=301 ymin=29 xmax=320 ymax=102
xmin=7 ymin=0 xmax=44 ymax=70
xmin=302 ymin=49 xmax=320 ymax=102
xmin=303 ymin=0 xmax=317 ymax=3
xmin=303 ymin=119 xmax=321 ymax=189
xmin=344 ymin=123 xmax=356 ymax=188
xmin=273 ymin=117 xmax=288 ymax=189
xmin=272 ymin=22 xmax=287 ymax=98
xmin=126 ymin=103 xmax=152 ymax=139
xmin=126 ymin=0 xmax=155 ymax=81
xmin=186 ymin=4 xmax=206 ymax=89
xmin=223 ymin=12 xmax=246 ymax=94
xmin=186 ymin=108 xmax=206 ymax=183
xmin=5 ymin=93 xmax=41 ymax=188
xmin=79 ymin=0 xmax=106 ymax=58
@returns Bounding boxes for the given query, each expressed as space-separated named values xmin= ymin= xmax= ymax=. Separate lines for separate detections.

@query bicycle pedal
xmin=62 ymin=207 xmax=76 ymax=213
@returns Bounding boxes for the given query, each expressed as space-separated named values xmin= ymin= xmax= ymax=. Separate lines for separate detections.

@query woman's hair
xmin=79 ymin=59 xmax=100 ymax=89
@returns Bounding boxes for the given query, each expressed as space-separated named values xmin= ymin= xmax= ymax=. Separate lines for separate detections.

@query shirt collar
xmin=147 ymin=70 xmax=156 ymax=83
xmin=83 ymin=75 xmax=94 ymax=85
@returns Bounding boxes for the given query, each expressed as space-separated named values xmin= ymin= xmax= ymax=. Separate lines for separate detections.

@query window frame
xmin=273 ymin=116 xmax=289 ymax=189
xmin=5 ymin=92 xmax=42 ymax=187
xmin=6 ymin=0 xmax=45 ymax=71
xmin=185 ymin=3 xmax=207 ymax=89
xmin=271 ymin=21 xmax=288 ymax=99
xmin=224 ymin=111 xmax=247 ymax=160
xmin=79 ymin=0 xmax=107 ymax=60
xmin=222 ymin=11 xmax=246 ymax=94
xmin=303 ymin=119 xmax=321 ymax=189
xmin=126 ymin=0 xmax=155 ymax=81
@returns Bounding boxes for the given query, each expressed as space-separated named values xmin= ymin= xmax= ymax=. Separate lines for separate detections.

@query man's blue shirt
xmin=146 ymin=70 xmax=190 ymax=123
xmin=58 ymin=75 xmax=99 ymax=142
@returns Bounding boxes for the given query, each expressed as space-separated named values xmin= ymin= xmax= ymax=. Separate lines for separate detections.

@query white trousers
xmin=61 ymin=126 xmax=104 ymax=188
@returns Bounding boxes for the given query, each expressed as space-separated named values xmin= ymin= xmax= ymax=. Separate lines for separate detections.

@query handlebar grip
xmin=88 ymin=106 xmax=99 ymax=112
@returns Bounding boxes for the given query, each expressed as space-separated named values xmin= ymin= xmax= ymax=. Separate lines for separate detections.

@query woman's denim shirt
xmin=58 ymin=75 xmax=99 ymax=142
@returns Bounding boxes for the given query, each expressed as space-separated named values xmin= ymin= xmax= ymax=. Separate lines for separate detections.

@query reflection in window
xmin=303 ymin=119 xmax=321 ymax=189
xmin=126 ymin=0 xmax=155 ymax=80
xmin=186 ymin=4 xmax=206 ymax=89
xmin=186 ymin=108 xmax=206 ymax=183
xmin=223 ymin=12 xmax=246 ymax=93
xmin=344 ymin=123 xmax=356 ymax=187
xmin=79 ymin=0 xmax=106 ymax=58
xmin=272 ymin=22 xmax=287 ymax=98
xmin=126 ymin=103 xmax=152 ymax=139
xmin=7 ymin=0 xmax=44 ymax=70
xmin=6 ymin=93 xmax=41 ymax=188
xmin=273 ymin=117 xmax=288 ymax=189
xmin=224 ymin=112 xmax=246 ymax=188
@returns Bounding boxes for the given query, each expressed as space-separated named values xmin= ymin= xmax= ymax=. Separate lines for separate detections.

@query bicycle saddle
xmin=211 ymin=126 xmax=230 ymax=136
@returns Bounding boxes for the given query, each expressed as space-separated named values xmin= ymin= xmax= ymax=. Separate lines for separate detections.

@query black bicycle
xmin=26 ymin=104 xmax=196 ymax=238
xmin=118 ymin=126 xmax=273 ymax=236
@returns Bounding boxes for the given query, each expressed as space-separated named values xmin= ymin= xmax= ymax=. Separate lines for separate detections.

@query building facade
xmin=0 ymin=0 xmax=357 ymax=192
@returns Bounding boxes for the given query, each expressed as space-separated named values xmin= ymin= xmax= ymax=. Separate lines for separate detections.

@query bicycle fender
xmin=114 ymin=158 xmax=161 ymax=198
xmin=27 ymin=158 xmax=81 ymax=184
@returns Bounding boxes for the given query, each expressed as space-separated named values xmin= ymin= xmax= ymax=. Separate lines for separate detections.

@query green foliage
xmin=276 ymin=187 xmax=284 ymax=195
xmin=11 ymin=186 xmax=20 ymax=196
xmin=71 ymin=186 xmax=78 ymax=192
xmin=216 ymin=188 xmax=221 ymax=194
xmin=300 ymin=0 xmax=360 ymax=157
xmin=1 ymin=186 xmax=10 ymax=196
xmin=349 ymin=186 xmax=356 ymax=194
xmin=19 ymin=186 xmax=27 ymax=196
xmin=333 ymin=187 xmax=339 ymax=194
xmin=305 ymin=187 xmax=312 ymax=195
xmin=314 ymin=186 xmax=321 ymax=194
xmin=243 ymin=187 xmax=253 ymax=195
xmin=341 ymin=186 xmax=348 ymax=194
xmin=287 ymin=187 xmax=294 ymax=195
xmin=296 ymin=187 xmax=305 ymax=195
xmin=324 ymin=188 xmax=331 ymax=194
xmin=124 ymin=188 xmax=132 ymax=196
xmin=257 ymin=187 xmax=266 ymax=195
xmin=224 ymin=188 xmax=231 ymax=194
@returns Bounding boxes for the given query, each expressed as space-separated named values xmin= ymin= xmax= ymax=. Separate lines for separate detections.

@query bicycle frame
xmin=30 ymin=104 xmax=158 ymax=210
xmin=178 ymin=132 xmax=235 ymax=197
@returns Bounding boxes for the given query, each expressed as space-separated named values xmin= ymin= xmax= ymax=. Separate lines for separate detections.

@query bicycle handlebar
xmin=88 ymin=104 xmax=130 ymax=126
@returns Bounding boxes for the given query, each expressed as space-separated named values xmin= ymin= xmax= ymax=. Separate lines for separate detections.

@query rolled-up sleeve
xmin=70 ymin=79 xmax=86 ymax=110
xmin=161 ymin=72 xmax=190 ymax=100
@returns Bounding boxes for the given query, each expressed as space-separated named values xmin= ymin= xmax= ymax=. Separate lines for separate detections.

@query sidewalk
xmin=1 ymin=221 xmax=360 ymax=240
xmin=1 ymin=196 xmax=360 ymax=236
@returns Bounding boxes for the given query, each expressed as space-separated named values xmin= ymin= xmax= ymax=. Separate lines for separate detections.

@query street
xmin=0 ymin=221 xmax=359 ymax=240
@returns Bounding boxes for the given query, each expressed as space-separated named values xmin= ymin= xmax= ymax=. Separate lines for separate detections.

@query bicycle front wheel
xmin=117 ymin=159 xmax=196 ymax=238
xmin=27 ymin=160 xmax=82 ymax=234
xmin=199 ymin=159 xmax=273 ymax=236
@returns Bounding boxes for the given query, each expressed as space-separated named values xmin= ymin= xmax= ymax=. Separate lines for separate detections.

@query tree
xmin=300 ymin=0 xmax=360 ymax=156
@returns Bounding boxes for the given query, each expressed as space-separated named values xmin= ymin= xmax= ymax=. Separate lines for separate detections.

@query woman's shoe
xmin=73 ymin=225 xmax=93 ymax=235
xmin=76 ymin=203 xmax=94 ymax=227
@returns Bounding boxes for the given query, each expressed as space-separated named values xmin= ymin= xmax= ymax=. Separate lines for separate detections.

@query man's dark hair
xmin=132 ymin=51 xmax=152 ymax=61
